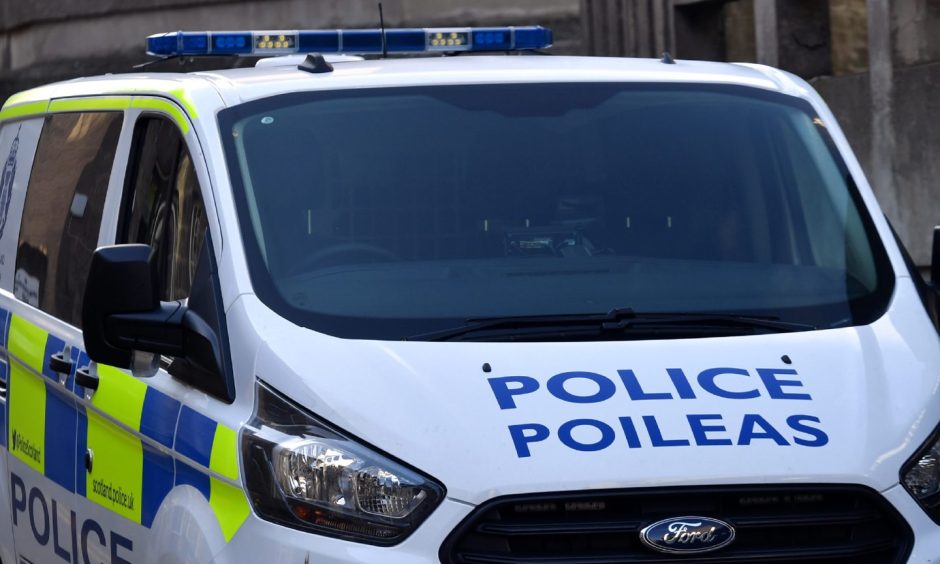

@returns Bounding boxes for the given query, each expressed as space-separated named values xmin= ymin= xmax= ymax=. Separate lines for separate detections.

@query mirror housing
xmin=82 ymin=244 xmax=166 ymax=367
xmin=82 ymin=241 xmax=235 ymax=402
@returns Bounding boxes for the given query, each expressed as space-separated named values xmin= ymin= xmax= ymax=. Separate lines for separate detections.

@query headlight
xmin=901 ymin=425 xmax=940 ymax=523
xmin=241 ymin=380 xmax=445 ymax=545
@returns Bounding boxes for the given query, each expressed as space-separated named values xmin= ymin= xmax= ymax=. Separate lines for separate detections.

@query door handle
xmin=75 ymin=366 xmax=99 ymax=391
xmin=49 ymin=351 xmax=74 ymax=375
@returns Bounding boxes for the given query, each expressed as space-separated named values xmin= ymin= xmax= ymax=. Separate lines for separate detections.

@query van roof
xmin=2 ymin=55 xmax=807 ymax=117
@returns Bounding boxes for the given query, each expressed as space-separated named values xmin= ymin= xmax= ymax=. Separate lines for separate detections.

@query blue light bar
xmin=146 ymin=26 xmax=553 ymax=56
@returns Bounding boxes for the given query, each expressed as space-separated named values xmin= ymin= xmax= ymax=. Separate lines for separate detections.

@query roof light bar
xmin=146 ymin=26 xmax=553 ymax=57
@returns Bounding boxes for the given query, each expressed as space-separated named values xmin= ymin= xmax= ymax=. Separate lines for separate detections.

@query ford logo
xmin=639 ymin=516 xmax=735 ymax=554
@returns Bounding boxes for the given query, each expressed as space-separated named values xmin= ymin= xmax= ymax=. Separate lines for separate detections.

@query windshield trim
xmin=218 ymin=82 xmax=896 ymax=341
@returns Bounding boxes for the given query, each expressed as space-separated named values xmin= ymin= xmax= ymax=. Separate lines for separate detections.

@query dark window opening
xmin=15 ymin=111 xmax=123 ymax=327
xmin=119 ymin=116 xmax=207 ymax=301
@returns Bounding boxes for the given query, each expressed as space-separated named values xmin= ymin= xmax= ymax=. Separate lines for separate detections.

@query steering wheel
xmin=286 ymin=243 xmax=399 ymax=275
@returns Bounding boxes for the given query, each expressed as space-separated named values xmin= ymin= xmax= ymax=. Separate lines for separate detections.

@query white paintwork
xmin=0 ymin=53 xmax=938 ymax=562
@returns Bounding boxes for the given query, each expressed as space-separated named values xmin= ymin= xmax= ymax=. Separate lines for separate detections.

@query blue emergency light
xmin=146 ymin=26 xmax=553 ymax=57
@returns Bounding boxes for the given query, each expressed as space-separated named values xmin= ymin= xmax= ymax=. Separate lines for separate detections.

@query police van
xmin=0 ymin=24 xmax=938 ymax=563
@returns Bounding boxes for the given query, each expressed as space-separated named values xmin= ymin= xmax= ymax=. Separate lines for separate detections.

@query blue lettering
xmin=29 ymin=485 xmax=50 ymax=546
xmin=618 ymin=416 xmax=642 ymax=448
xmin=738 ymin=414 xmax=789 ymax=445
xmin=788 ymin=415 xmax=829 ymax=447
xmin=508 ymin=423 xmax=550 ymax=458
xmin=52 ymin=499 xmax=71 ymax=562
xmin=10 ymin=472 xmax=25 ymax=526
xmin=558 ymin=419 xmax=615 ymax=451
xmin=71 ymin=510 xmax=78 ymax=564
xmin=618 ymin=370 xmax=672 ymax=400
xmin=488 ymin=376 xmax=539 ymax=409
xmin=687 ymin=414 xmax=733 ymax=446
xmin=643 ymin=415 xmax=690 ymax=447
xmin=111 ymin=532 xmax=134 ymax=564
xmin=758 ymin=368 xmax=811 ymax=400
xmin=548 ymin=372 xmax=616 ymax=404
xmin=667 ymin=368 xmax=697 ymax=399
xmin=81 ymin=519 xmax=105 ymax=564
xmin=698 ymin=368 xmax=760 ymax=399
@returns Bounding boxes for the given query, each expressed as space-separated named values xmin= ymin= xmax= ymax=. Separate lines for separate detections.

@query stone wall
xmin=581 ymin=0 xmax=940 ymax=266
xmin=4 ymin=0 xmax=937 ymax=264
xmin=0 ymin=0 xmax=582 ymax=104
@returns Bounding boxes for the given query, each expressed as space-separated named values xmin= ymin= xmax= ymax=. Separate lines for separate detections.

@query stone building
xmin=0 ymin=0 xmax=580 ymax=99
xmin=581 ymin=0 xmax=940 ymax=267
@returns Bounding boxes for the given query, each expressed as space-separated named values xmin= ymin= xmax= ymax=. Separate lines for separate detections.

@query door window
xmin=120 ymin=116 xmax=207 ymax=301
xmin=14 ymin=111 xmax=123 ymax=326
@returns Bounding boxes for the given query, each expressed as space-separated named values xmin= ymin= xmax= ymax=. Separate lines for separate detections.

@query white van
xmin=0 ymin=26 xmax=938 ymax=563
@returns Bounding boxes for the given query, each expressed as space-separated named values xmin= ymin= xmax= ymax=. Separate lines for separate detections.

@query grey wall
xmin=0 ymin=0 xmax=582 ymax=104
xmin=581 ymin=0 xmax=940 ymax=267
xmin=817 ymin=60 xmax=940 ymax=264
xmin=3 ymin=0 xmax=937 ymax=265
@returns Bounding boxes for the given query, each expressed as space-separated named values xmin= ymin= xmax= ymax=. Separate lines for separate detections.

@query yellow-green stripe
xmin=0 ymin=101 xmax=49 ymax=123
xmin=208 ymin=422 xmax=249 ymax=540
xmin=48 ymin=97 xmax=131 ymax=113
xmin=209 ymin=477 xmax=251 ymax=542
xmin=86 ymin=410 xmax=144 ymax=524
xmin=7 ymin=314 xmax=49 ymax=474
xmin=92 ymin=364 xmax=147 ymax=431
xmin=209 ymin=424 xmax=240 ymax=481
xmin=1 ymin=95 xmax=193 ymax=133
xmin=131 ymin=97 xmax=191 ymax=134
xmin=168 ymin=88 xmax=199 ymax=120
xmin=8 ymin=365 xmax=46 ymax=474
xmin=8 ymin=314 xmax=48 ymax=372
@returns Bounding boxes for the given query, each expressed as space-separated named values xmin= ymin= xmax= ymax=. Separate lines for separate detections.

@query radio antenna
xmin=379 ymin=3 xmax=388 ymax=58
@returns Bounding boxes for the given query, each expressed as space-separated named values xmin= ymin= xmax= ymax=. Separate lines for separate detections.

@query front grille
xmin=440 ymin=485 xmax=913 ymax=563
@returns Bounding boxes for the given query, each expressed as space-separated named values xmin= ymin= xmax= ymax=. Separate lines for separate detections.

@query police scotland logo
xmin=0 ymin=125 xmax=20 ymax=240
xmin=640 ymin=516 xmax=735 ymax=554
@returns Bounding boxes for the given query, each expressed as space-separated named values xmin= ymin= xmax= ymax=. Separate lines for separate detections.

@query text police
xmin=488 ymin=367 xmax=828 ymax=458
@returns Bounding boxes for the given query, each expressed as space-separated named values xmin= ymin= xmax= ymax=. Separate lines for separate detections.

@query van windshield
xmin=219 ymin=83 xmax=893 ymax=340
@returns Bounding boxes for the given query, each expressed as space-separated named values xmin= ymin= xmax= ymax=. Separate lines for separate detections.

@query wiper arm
xmin=405 ymin=308 xmax=636 ymax=341
xmin=596 ymin=311 xmax=816 ymax=333
xmin=404 ymin=308 xmax=816 ymax=342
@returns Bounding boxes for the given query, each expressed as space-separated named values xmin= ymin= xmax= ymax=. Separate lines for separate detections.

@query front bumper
xmin=214 ymin=497 xmax=471 ymax=564
xmin=213 ymin=485 xmax=940 ymax=563
xmin=884 ymin=484 xmax=940 ymax=563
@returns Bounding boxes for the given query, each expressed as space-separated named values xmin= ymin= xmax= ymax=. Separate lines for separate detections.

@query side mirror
xmin=82 ymin=242 xmax=234 ymax=402
xmin=82 ymin=244 xmax=182 ymax=367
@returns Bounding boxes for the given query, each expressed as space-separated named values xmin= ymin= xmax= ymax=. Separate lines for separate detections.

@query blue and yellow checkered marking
xmin=76 ymin=407 xmax=88 ymax=497
xmin=2 ymin=312 xmax=250 ymax=540
xmin=141 ymin=387 xmax=180 ymax=448
xmin=177 ymin=405 xmax=216 ymax=467
xmin=0 ymin=362 xmax=5 ymax=449
xmin=0 ymin=307 xmax=10 ymax=351
xmin=45 ymin=384 xmax=77 ymax=492
xmin=8 ymin=314 xmax=49 ymax=475
xmin=72 ymin=349 xmax=91 ymax=399
xmin=0 ymin=306 xmax=9 ymax=449
xmin=142 ymin=446 xmax=175 ymax=528
xmin=175 ymin=458 xmax=211 ymax=500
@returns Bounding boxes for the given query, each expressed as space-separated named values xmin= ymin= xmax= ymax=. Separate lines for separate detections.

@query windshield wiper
xmin=404 ymin=308 xmax=817 ymax=342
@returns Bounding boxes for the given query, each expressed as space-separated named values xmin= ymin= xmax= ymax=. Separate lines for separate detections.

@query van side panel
xmin=0 ymin=117 xmax=43 ymax=564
